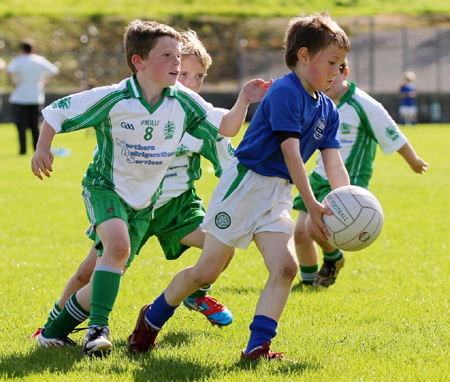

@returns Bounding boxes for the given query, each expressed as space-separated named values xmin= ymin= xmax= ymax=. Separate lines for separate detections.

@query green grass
xmin=0 ymin=123 xmax=449 ymax=381
xmin=1 ymin=0 xmax=449 ymax=18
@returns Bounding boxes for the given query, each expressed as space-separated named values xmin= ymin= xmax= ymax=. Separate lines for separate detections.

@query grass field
xmin=1 ymin=0 xmax=449 ymax=18
xmin=0 ymin=123 xmax=449 ymax=381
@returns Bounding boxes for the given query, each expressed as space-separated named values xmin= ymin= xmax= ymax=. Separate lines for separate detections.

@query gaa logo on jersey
xmin=314 ymin=118 xmax=326 ymax=140
xmin=164 ymin=121 xmax=176 ymax=139
xmin=121 ymin=122 xmax=135 ymax=130
xmin=215 ymin=212 xmax=231 ymax=229
xmin=51 ymin=97 xmax=71 ymax=110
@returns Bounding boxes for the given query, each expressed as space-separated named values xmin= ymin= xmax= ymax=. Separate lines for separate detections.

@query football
xmin=322 ymin=185 xmax=384 ymax=251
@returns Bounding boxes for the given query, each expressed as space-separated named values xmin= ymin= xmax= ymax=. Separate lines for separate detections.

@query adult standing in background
xmin=7 ymin=38 xmax=59 ymax=155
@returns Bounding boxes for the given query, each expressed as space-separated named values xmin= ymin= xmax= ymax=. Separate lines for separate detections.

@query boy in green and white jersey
xmin=293 ymin=59 xmax=428 ymax=287
xmin=31 ymin=20 xmax=269 ymax=356
xmin=29 ymin=29 xmax=236 ymax=344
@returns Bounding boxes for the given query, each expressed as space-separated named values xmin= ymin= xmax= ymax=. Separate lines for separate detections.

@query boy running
xmin=29 ymin=29 xmax=236 ymax=343
xmin=31 ymin=20 xmax=269 ymax=357
xmin=294 ymin=59 xmax=428 ymax=287
xmin=128 ymin=12 xmax=351 ymax=360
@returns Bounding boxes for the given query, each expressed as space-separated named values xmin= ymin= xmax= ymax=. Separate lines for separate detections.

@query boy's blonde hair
xmin=180 ymin=29 xmax=212 ymax=71
xmin=403 ymin=71 xmax=416 ymax=83
xmin=124 ymin=19 xmax=180 ymax=74
xmin=284 ymin=12 xmax=350 ymax=70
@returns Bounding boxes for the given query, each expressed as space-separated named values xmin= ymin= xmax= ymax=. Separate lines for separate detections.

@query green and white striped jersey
xmin=313 ymin=82 xmax=407 ymax=188
xmin=155 ymin=134 xmax=235 ymax=209
xmin=43 ymin=76 xmax=224 ymax=210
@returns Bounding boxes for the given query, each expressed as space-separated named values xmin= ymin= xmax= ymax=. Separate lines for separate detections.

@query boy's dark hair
xmin=124 ymin=19 xmax=180 ymax=74
xmin=284 ymin=12 xmax=350 ymax=70
xmin=20 ymin=38 xmax=35 ymax=54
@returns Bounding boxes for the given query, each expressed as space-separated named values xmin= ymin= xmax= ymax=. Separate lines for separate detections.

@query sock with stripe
xmin=245 ymin=315 xmax=278 ymax=354
xmin=43 ymin=299 xmax=62 ymax=328
xmin=88 ymin=265 xmax=123 ymax=327
xmin=300 ymin=264 xmax=319 ymax=285
xmin=43 ymin=293 xmax=89 ymax=338
xmin=323 ymin=248 xmax=342 ymax=262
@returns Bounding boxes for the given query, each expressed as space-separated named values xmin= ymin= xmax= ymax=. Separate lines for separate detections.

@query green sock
xmin=323 ymin=248 xmax=342 ymax=262
xmin=44 ymin=294 xmax=89 ymax=338
xmin=43 ymin=299 xmax=62 ymax=328
xmin=188 ymin=284 xmax=212 ymax=299
xmin=88 ymin=266 xmax=122 ymax=327
xmin=300 ymin=264 xmax=319 ymax=285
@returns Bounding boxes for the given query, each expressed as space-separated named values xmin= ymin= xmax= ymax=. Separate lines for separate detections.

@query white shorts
xmin=399 ymin=105 xmax=417 ymax=118
xmin=201 ymin=158 xmax=294 ymax=249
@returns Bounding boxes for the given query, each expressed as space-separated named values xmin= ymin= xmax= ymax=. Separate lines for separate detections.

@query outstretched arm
xmin=31 ymin=120 xmax=56 ymax=180
xmin=218 ymin=78 xmax=272 ymax=137
xmin=397 ymin=141 xmax=428 ymax=174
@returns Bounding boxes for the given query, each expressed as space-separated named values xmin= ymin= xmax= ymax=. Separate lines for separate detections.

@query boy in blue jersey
xmin=31 ymin=20 xmax=270 ymax=357
xmin=398 ymin=71 xmax=418 ymax=126
xmin=294 ymin=60 xmax=428 ymax=287
xmin=128 ymin=12 xmax=351 ymax=360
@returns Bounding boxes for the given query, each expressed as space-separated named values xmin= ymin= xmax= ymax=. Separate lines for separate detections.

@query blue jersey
xmin=235 ymin=71 xmax=341 ymax=182
xmin=399 ymin=83 xmax=416 ymax=107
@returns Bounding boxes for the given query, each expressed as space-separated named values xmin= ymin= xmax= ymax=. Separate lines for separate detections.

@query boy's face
xmin=301 ymin=43 xmax=347 ymax=95
xmin=325 ymin=66 xmax=349 ymax=102
xmin=138 ymin=36 xmax=181 ymax=88
xmin=178 ymin=55 xmax=206 ymax=94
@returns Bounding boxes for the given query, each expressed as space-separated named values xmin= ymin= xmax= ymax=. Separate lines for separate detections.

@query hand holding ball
xmin=322 ymin=185 xmax=384 ymax=251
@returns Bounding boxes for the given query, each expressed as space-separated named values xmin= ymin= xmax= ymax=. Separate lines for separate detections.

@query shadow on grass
xmin=291 ymin=281 xmax=327 ymax=294
xmin=130 ymin=348 xmax=311 ymax=382
xmin=1 ymin=343 xmax=84 ymax=378
xmin=4 ymin=334 xmax=313 ymax=380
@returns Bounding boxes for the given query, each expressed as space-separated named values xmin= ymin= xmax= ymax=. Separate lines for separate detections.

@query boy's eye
xmin=179 ymin=73 xmax=187 ymax=78
xmin=195 ymin=74 xmax=204 ymax=79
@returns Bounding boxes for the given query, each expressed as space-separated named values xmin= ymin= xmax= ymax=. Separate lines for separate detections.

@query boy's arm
xmin=321 ymin=148 xmax=350 ymax=189
xmin=281 ymin=137 xmax=330 ymax=240
xmin=31 ymin=120 xmax=56 ymax=180
xmin=218 ymin=78 xmax=271 ymax=137
xmin=397 ymin=142 xmax=428 ymax=174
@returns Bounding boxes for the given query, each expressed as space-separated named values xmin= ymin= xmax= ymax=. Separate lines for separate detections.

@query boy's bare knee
xmin=273 ymin=260 xmax=299 ymax=282
xmin=105 ymin=240 xmax=130 ymax=262
xmin=190 ymin=268 xmax=218 ymax=288
xmin=294 ymin=225 xmax=309 ymax=245
xmin=75 ymin=270 xmax=91 ymax=285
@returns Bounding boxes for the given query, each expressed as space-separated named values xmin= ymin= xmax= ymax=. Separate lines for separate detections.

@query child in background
xmin=398 ymin=71 xmax=418 ymax=126
xmin=128 ymin=12 xmax=351 ymax=361
xmin=294 ymin=60 xmax=428 ymax=287
xmin=31 ymin=20 xmax=270 ymax=357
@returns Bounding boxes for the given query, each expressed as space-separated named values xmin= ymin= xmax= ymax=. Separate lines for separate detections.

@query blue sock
xmin=245 ymin=315 xmax=278 ymax=354
xmin=145 ymin=292 xmax=179 ymax=330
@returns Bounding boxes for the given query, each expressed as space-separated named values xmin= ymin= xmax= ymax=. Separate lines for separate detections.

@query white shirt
xmin=7 ymin=53 xmax=59 ymax=105
xmin=43 ymin=77 xmax=225 ymax=210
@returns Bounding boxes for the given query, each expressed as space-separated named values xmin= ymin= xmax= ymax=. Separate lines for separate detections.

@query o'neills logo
xmin=328 ymin=198 xmax=348 ymax=222
xmin=359 ymin=232 xmax=370 ymax=242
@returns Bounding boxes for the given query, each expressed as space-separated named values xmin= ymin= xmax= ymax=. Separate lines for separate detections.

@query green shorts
xmin=293 ymin=172 xmax=332 ymax=212
xmin=82 ymin=185 xmax=154 ymax=267
xmin=136 ymin=187 xmax=205 ymax=260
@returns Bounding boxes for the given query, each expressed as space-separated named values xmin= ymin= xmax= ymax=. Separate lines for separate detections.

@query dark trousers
xmin=13 ymin=103 xmax=41 ymax=154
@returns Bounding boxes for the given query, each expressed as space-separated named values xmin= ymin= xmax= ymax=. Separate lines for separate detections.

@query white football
xmin=322 ymin=185 xmax=384 ymax=252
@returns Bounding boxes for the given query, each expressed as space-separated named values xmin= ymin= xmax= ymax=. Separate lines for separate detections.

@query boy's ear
xmin=297 ymin=47 xmax=309 ymax=66
xmin=131 ymin=55 xmax=145 ymax=71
